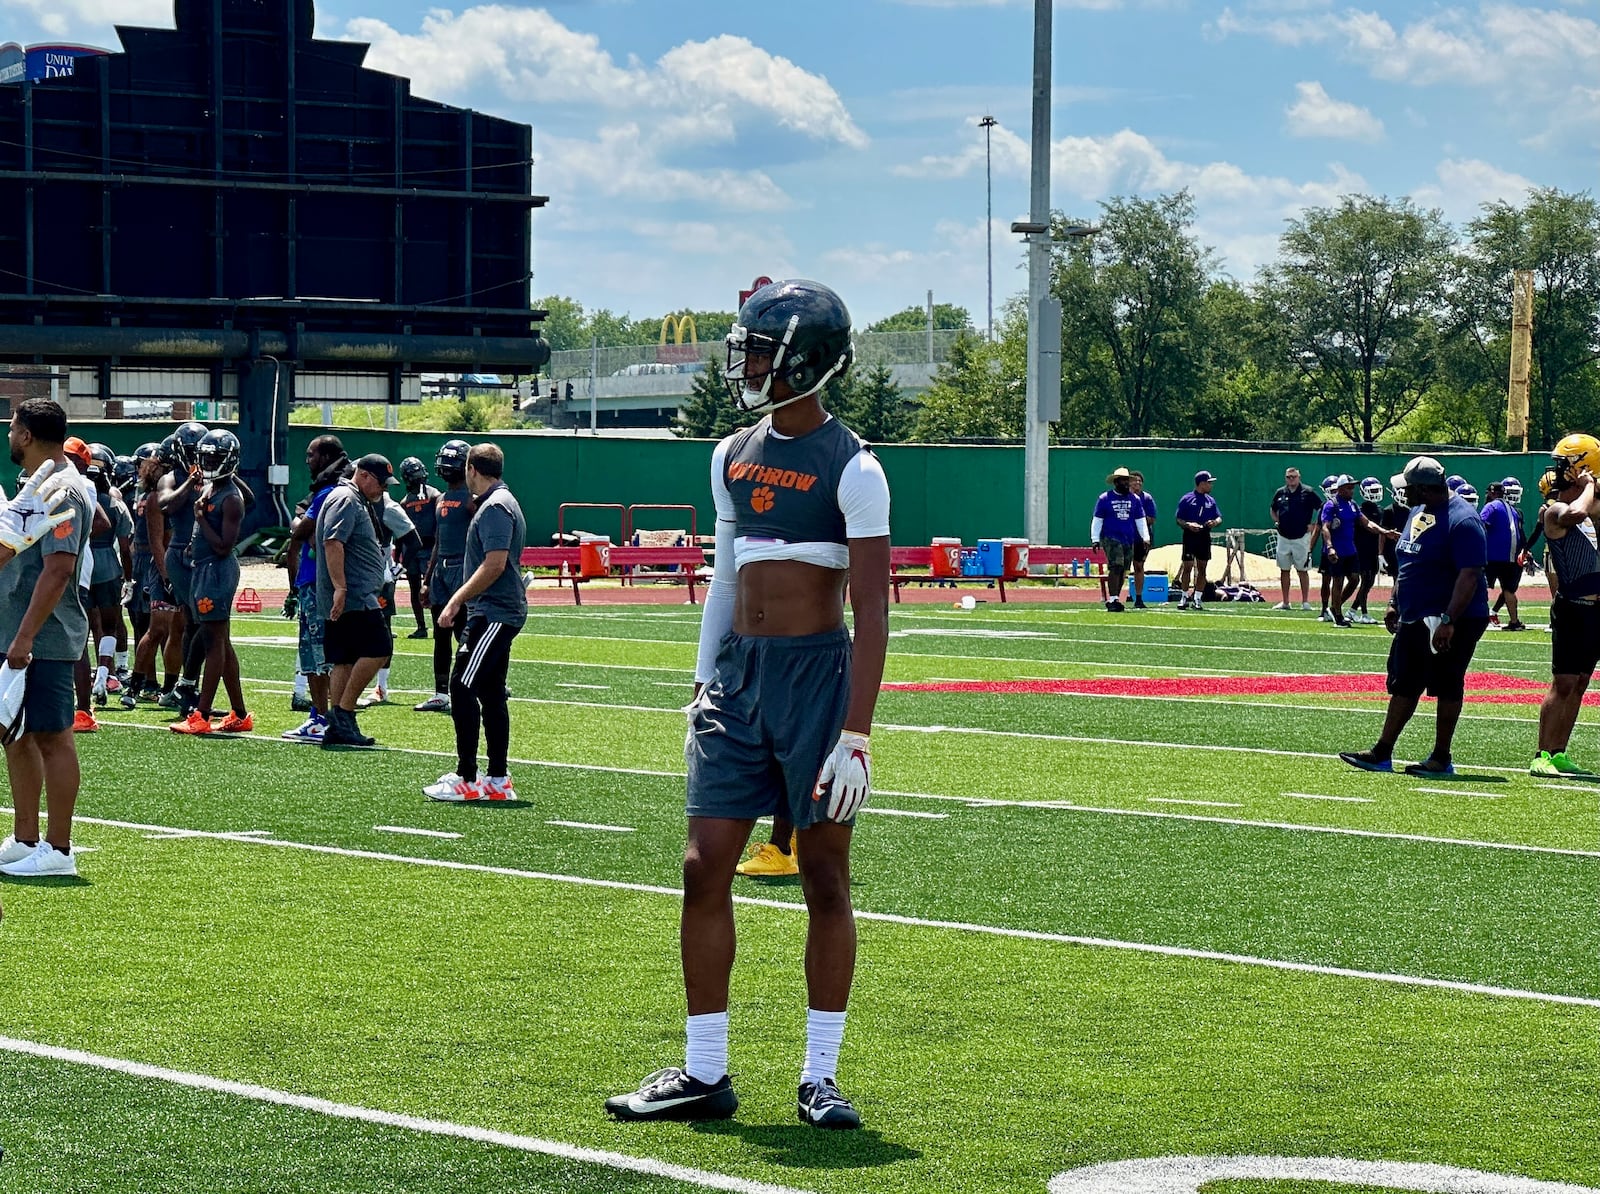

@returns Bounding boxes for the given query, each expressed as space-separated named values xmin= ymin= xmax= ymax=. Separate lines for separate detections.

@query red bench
xmin=520 ymin=545 xmax=709 ymax=605
xmin=887 ymin=545 xmax=1111 ymax=603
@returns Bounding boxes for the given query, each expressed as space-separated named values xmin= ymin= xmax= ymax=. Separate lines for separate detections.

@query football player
xmin=414 ymin=440 xmax=471 ymax=713
xmin=1481 ymin=479 xmax=1526 ymax=632
xmin=124 ymin=442 xmax=172 ymax=707
xmin=607 ymin=280 xmax=889 ymax=1131
xmin=84 ymin=444 xmax=133 ymax=707
xmin=1531 ymin=435 xmax=1600 ymax=776
xmin=157 ymin=420 xmax=209 ymax=715
xmin=398 ymin=456 xmax=440 ymax=640
xmin=171 ymin=429 xmax=251 ymax=735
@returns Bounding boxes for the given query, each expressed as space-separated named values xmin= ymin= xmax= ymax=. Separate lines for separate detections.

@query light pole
xmin=1019 ymin=0 xmax=1053 ymax=547
xmin=979 ymin=114 xmax=997 ymax=342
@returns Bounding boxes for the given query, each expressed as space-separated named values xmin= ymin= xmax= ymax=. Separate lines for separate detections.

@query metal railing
xmin=543 ymin=329 xmax=968 ymax=383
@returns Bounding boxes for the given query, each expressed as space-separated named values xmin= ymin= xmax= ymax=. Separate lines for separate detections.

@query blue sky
xmin=7 ymin=1 xmax=1599 ymax=327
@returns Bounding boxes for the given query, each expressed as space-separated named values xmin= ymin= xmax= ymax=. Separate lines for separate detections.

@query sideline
xmin=0 ymin=1036 xmax=811 ymax=1194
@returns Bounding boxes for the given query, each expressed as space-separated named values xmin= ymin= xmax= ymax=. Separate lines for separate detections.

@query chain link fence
xmin=543 ymin=329 xmax=967 ymax=383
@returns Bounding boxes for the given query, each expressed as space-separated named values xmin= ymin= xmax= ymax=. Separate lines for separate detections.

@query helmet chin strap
xmin=738 ymin=349 xmax=850 ymax=413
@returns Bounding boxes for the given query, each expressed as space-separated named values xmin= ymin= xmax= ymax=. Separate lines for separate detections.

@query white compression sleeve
xmin=694 ymin=517 xmax=737 ymax=686
xmin=1091 ymin=516 xmax=1104 ymax=542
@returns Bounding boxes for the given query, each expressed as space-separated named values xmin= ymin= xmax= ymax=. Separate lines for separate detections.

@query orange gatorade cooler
xmin=577 ymin=534 xmax=611 ymax=578
xmin=930 ymin=537 xmax=961 ymax=578
xmin=1001 ymin=538 xmax=1029 ymax=579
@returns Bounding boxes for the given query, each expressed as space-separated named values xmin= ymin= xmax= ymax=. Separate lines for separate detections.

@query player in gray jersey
xmin=85 ymin=445 xmax=133 ymax=707
xmin=1531 ymin=434 xmax=1600 ymax=778
xmin=398 ymin=456 xmax=441 ymax=640
xmin=158 ymin=421 xmax=208 ymax=715
xmin=608 ymin=280 xmax=890 ymax=1131
xmin=171 ymin=430 xmax=252 ymax=736
xmin=125 ymin=442 xmax=175 ymax=708
xmin=414 ymin=440 xmax=472 ymax=713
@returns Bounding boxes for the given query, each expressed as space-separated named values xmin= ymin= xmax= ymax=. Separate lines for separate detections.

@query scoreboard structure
xmin=0 ymin=0 xmax=549 ymax=521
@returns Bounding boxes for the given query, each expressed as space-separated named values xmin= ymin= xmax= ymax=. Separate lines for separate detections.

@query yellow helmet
xmin=1538 ymin=468 xmax=1560 ymax=499
xmin=1551 ymin=432 xmax=1600 ymax=479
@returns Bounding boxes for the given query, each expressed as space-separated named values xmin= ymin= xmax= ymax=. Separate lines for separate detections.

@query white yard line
xmin=555 ymin=683 xmax=610 ymax=691
xmin=0 ymin=1036 xmax=810 ymax=1194
xmin=861 ymin=808 xmax=947 ymax=819
xmin=59 ymin=813 xmax=1600 ymax=1010
xmin=1147 ymin=798 xmax=1244 ymax=809
xmin=375 ymin=826 xmax=463 ymax=840
xmin=545 ymin=820 xmax=635 ymax=833
xmin=1413 ymin=787 xmax=1510 ymax=800
xmin=1284 ymin=793 xmax=1374 ymax=804
xmin=80 ymin=724 xmax=1598 ymax=859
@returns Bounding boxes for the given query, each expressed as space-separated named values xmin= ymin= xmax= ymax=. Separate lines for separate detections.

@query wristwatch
xmin=1438 ymin=613 xmax=1452 ymax=625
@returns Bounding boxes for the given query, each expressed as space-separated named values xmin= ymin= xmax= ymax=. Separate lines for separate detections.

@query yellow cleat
xmin=736 ymin=842 xmax=799 ymax=877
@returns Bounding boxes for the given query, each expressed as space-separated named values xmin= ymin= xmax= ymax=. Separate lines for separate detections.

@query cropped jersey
xmin=190 ymin=480 xmax=240 ymax=564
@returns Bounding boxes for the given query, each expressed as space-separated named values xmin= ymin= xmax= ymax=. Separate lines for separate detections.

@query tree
xmin=1259 ymin=195 xmax=1456 ymax=444
xmin=1053 ymin=191 xmax=1212 ymax=438
xmin=912 ymin=320 xmax=1025 ymax=442
xmin=838 ymin=363 xmax=912 ymax=443
xmin=674 ymin=356 xmax=759 ymax=439
xmin=865 ymin=304 xmax=974 ymax=334
xmin=1453 ymin=187 xmax=1600 ymax=449
xmin=534 ymin=296 xmax=588 ymax=353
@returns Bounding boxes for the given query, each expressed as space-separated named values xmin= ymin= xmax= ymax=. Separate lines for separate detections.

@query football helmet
xmin=196 ymin=428 xmax=240 ymax=481
xmin=1445 ymin=474 xmax=1466 ymax=493
xmin=1321 ymin=474 xmax=1338 ymax=500
xmin=399 ymin=456 xmax=429 ymax=486
xmin=1538 ymin=468 xmax=1560 ymax=499
xmin=85 ymin=443 xmax=115 ymax=480
xmin=1457 ymin=484 xmax=1479 ymax=508
xmin=436 ymin=439 xmax=470 ymax=482
xmin=173 ymin=421 xmax=208 ymax=468
xmin=725 ymin=279 xmax=854 ymax=412
xmin=112 ymin=454 xmax=137 ymax=491
xmin=1359 ymin=476 xmax=1383 ymax=502
xmin=156 ymin=434 xmax=181 ymax=469
xmin=1501 ymin=476 xmax=1523 ymax=506
xmin=1550 ymin=433 xmax=1600 ymax=485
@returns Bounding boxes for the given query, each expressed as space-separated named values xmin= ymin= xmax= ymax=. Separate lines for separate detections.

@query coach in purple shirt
xmin=1090 ymin=467 xmax=1149 ymax=613
xmin=1174 ymin=471 xmax=1222 ymax=610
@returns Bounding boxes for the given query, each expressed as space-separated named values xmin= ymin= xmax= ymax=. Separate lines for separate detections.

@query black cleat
xmin=605 ymin=1068 xmax=737 ymax=1122
xmin=797 ymin=1079 xmax=861 ymax=1129
xmin=408 ymin=626 xmax=429 ymax=639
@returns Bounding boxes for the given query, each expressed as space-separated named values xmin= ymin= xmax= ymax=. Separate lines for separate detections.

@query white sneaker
xmin=425 ymin=773 xmax=483 ymax=802
xmin=413 ymin=693 xmax=450 ymax=713
xmin=281 ymin=714 xmax=326 ymax=742
xmin=1192 ymin=596 xmax=1204 ymax=610
xmin=1318 ymin=611 xmax=1332 ymax=622
xmin=1271 ymin=601 xmax=1290 ymax=610
xmin=483 ymin=775 xmax=516 ymax=802
xmin=0 ymin=841 xmax=77 ymax=876
xmin=1301 ymin=601 xmax=1313 ymax=611
xmin=0 ymin=834 xmax=35 ymax=865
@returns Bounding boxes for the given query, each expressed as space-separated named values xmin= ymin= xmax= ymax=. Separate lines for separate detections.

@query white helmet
xmin=1501 ymin=476 xmax=1523 ymax=506
xmin=1359 ymin=476 xmax=1383 ymax=502
xmin=1458 ymin=484 xmax=1479 ymax=508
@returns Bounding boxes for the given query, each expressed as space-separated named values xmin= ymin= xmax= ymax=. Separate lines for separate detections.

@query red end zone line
xmin=883 ymin=672 xmax=1577 ymax=707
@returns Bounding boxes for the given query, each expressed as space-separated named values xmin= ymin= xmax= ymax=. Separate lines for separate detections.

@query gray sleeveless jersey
xmin=722 ymin=416 xmax=869 ymax=544
xmin=1549 ymin=518 xmax=1600 ymax=600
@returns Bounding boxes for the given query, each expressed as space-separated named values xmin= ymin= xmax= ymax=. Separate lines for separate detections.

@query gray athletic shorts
xmin=685 ymin=628 xmax=853 ymax=829
xmin=166 ymin=546 xmax=193 ymax=608
xmin=18 ymin=658 xmax=75 ymax=736
xmin=430 ymin=557 xmax=463 ymax=609
xmin=128 ymin=553 xmax=153 ymax=615
xmin=190 ymin=556 xmax=239 ymax=623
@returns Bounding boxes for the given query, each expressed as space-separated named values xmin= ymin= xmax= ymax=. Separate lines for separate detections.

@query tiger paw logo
xmin=196 ymin=597 xmax=214 ymax=614
xmin=52 ymin=522 xmax=73 ymax=540
xmin=751 ymin=486 xmax=776 ymax=514
xmin=378 ymin=595 xmax=388 ymax=609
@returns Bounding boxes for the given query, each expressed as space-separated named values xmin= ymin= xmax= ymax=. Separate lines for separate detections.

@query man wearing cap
xmin=1480 ymin=480 xmax=1526 ymax=632
xmin=1319 ymin=475 xmax=1386 ymax=628
xmin=1174 ymin=471 xmax=1222 ymax=611
xmin=1270 ymin=467 xmax=1320 ymax=611
xmin=1340 ymin=457 xmax=1489 ymax=777
xmin=1090 ymin=468 xmax=1148 ymax=613
xmin=315 ymin=453 xmax=397 ymax=749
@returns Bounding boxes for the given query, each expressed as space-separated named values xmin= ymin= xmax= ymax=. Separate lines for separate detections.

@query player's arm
xmin=322 ymin=538 xmax=347 ymax=619
xmin=439 ymin=549 xmax=506 ymax=629
xmin=842 ymin=534 xmax=890 ymax=734
xmin=147 ymin=497 xmax=171 ymax=578
xmin=694 ymin=441 xmax=738 ymax=702
xmin=118 ymin=533 xmax=134 ymax=577
xmin=5 ymin=550 xmax=77 ymax=669
xmin=215 ymin=492 xmax=244 ymax=555
xmin=1549 ymin=473 xmax=1597 ymax=530
xmin=158 ymin=470 xmax=197 ymax=515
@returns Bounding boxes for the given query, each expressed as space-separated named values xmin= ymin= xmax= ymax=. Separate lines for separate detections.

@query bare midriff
xmin=733 ymin=558 xmax=847 ymax=636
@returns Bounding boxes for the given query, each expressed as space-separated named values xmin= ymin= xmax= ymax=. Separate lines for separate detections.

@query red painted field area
xmin=883 ymin=672 xmax=1578 ymax=706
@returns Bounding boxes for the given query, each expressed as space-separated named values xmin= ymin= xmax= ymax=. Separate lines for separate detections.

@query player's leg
xmin=2 ymin=661 xmax=81 ymax=876
xmin=737 ymin=807 xmax=797 ymax=877
xmin=466 ymin=621 xmax=517 ymax=798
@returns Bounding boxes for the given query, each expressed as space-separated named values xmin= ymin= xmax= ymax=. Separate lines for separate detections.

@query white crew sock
xmin=114 ymin=650 xmax=127 ymax=670
xmin=293 ymin=672 xmax=309 ymax=699
xmin=801 ymin=1008 xmax=846 ymax=1086
xmin=684 ymin=1011 xmax=729 ymax=1084
xmin=376 ymin=666 xmax=390 ymax=691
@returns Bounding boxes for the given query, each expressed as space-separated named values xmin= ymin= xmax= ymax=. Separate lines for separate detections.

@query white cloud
xmin=1411 ymin=157 xmax=1535 ymax=223
xmin=1285 ymin=81 xmax=1384 ymax=141
xmin=537 ymin=126 xmax=791 ymax=212
xmin=346 ymin=7 xmax=866 ymax=149
xmin=0 ymin=0 xmax=167 ymax=38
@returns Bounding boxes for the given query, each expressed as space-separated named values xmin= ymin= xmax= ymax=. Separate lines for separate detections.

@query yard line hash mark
xmin=546 ymin=821 xmax=636 ymax=833
xmin=1284 ymin=793 xmax=1374 ymax=804
xmin=1148 ymin=798 xmax=1244 ymax=809
xmin=376 ymin=826 xmax=463 ymax=840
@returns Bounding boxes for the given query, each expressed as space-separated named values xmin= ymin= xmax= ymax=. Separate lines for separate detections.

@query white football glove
xmin=813 ymin=731 xmax=871 ymax=822
xmin=0 ymin=662 xmax=27 ymax=746
xmin=0 ymin=460 xmax=76 ymax=553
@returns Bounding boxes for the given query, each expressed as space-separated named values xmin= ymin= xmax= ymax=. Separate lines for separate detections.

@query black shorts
xmin=450 ymin=616 xmax=518 ymax=696
xmin=1132 ymin=539 xmax=1151 ymax=563
xmin=1551 ymin=599 xmax=1600 ymax=677
xmin=88 ymin=579 xmax=122 ymax=609
xmin=405 ymin=542 xmax=433 ymax=579
xmin=1180 ymin=532 xmax=1212 ymax=562
xmin=323 ymin=607 xmax=393 ymax=666
xmin=15 ymin=658 xmax=75 ymax=736
xmin=1386 ymin=617 xmax=1488 ymax=702
xmin=1486 ymin=561 xmax=1522 ymax=594
xmin=1322 ymin=554 xmax=1356 ymax=578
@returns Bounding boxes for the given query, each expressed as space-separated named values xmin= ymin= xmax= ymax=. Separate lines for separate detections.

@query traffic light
xmin=565 ymin=381 xmax=574 ymax=402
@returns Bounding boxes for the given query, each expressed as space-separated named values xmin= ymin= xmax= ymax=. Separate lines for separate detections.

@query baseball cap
xmin=354 ymin=453 xmax=399 ymax=485
xmin=1106 ymin=467 xmax=1132 ymax=483
xmin=1390 ymin=456 xmax=1446 ymax=491
xmin=63 ymin=437 xmax=90 ymax=468
xmin=1333 ymin=474 xmax=1356 ymax=488
xmin=1194 ymin=470 xmax=1217 ymax=484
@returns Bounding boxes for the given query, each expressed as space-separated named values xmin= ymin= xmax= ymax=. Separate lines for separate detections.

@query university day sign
xmin=0 ymin=43 xmax=109 ymax=86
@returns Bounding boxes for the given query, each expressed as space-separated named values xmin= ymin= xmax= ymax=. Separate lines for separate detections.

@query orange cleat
xmin=215 ymin=712 xmax=254 ymax=734
xmin=170 ymin=710 xmax=214 ymax=735
xmin=72 ymin=710 xmax=99 ymax=733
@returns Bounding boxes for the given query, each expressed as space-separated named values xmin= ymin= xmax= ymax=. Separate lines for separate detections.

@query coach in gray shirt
xmin=426 ymin=443 xmax=527 ymax=802
xmin=316 ymin=454 xmax=396 ymax=748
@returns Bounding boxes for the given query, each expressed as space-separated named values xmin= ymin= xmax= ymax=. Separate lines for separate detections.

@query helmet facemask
xmin=725 ymin=315 xmax=851 ymax=413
